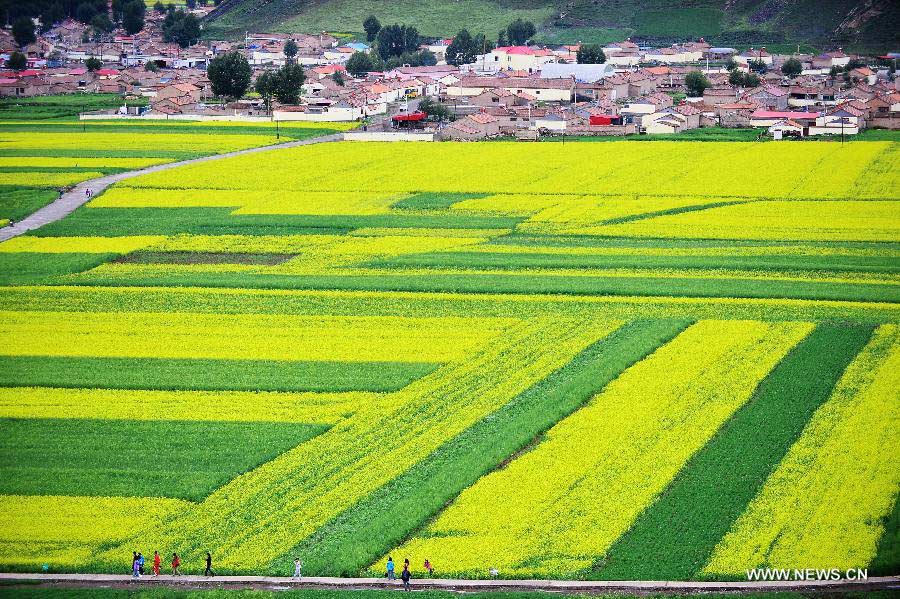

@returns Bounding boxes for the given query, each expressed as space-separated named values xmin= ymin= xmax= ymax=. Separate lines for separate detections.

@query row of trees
xmin=204 ymin=51 xmax=306 ymax=110
xmin=9 ymin=0 xmax=145 ymax=47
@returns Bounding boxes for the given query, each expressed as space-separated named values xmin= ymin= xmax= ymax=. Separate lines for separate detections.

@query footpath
xmin=0 ymin=572 xmax=897 ymax=594
xmin=0 ymin=133 xmax=343 ymax=243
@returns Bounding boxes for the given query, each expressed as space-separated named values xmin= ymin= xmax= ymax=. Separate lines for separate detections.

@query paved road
xmin=0 ymin=132 xmax=343 ymax=243
xmin=0 ymin=572 xmax=896 ymax=593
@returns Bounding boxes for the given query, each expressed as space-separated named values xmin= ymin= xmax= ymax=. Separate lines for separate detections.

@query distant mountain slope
xmin=204 ymin=0 xmax=898 ymax=53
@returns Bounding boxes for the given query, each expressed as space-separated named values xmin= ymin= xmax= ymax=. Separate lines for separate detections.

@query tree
xmin=345 ymin=51 xmax=374 ymax=77
xmin=576 ymin=44 xmax=605 ymax=64
xmin=419 ymin=96 xmax=450 ymax=121
xmin=185 ymin=0 xmax=196 ymax=8
xmin=283 ymin=39 xmax=298 ymax=62
xmin=363 ymin=15 xmax=381 ymax=42
xmin=781 ymin=57 xmax=802 ymax=78
xmin=162 ymin=9 xmax=200 ymax=47
xmin=208 ymin=51 xmax=252 ymax=100
xmin=40 ymin=3 xmax=65 ymax=32
xmin=332 ymin=70 xmax=345 ymax=86
xmin=85 ymin=56 xmax=103 ymax=71
xmin=154 ymin=1 xmax=165 ymax=12
xmin=75 ymin=2 xmax=97 ymax=24
xmin=122 ymin=0 xmax=145 ymax=35
xmin=255 ymin=70 xmax=276 ymax=113
xmin=12 ymin=17 xmax=36 ymax=47
xmin=724 ymin=57 xmax=738 ymax=71
xmin=417 ymin=48 xmax=437 ymax=66
xmin=685 ymin=70 xmax=710 ymax=97
xmin=748 ymin=58 xmax=767 ymax=73
xmin=446 ymin=29 xmax=476 ymax=66
xmin=506 ymin=19 xmax=535 ymax=45
xmin=144 ymin=60 xmax=159 ymax=72
xmin=91 ymin=13 xmax=114 ymax=36
xmin=272 ymin=62 xmax=305 ymax=104
xmin=7 ymin=51 xmax=27 ymax=71
xmin=497 ymin=29 xmax=507 ymax=47
xmin=376 ymin=24 xmax=419 ymax=60
xmin=729 ymin=69 xmax=759 ymax=87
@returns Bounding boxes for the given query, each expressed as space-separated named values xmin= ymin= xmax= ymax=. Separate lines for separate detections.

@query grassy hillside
xmin=205 ymin=0 xmax=898 ymax=53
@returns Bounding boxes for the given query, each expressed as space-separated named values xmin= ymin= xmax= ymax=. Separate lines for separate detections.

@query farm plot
xmin=0 ymin=139 xmax=897 ymax=580
xmin=0 ymin=105 xmax=350 ymax=225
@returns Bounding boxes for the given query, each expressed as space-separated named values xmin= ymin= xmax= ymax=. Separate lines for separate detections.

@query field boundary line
xmin=0 ymin=572 xmax=897 ymax=593
xmin=0 ymin=133 xmax=344 ymax=243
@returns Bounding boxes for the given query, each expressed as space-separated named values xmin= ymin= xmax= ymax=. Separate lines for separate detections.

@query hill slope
xmin=205 ymin=0 xmax=898 ymax=53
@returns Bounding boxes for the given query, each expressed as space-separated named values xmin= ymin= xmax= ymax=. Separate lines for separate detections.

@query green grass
xmin=870 ymin=492 xmax=900 ymax=576
xmin=0 ymin=356 xmax=438 ymax=393
xmin=206 ymin=0 xmax=555 ymax=39
xmin=0 ymin=186 xmax=59 ymax=222
xmin=592 ymin=322 xmax=875 ymax=580
xmin=64 ymin=269 xmax=900 ymax=304
xmin=378 ymin=250 xmax=900 ymax=275
xmin=634 ymin=8 xmax=724 ymax=37
xmin=0 ymin=418 xmax=327 ymax=501
xmin=0 ymin=252 xmax=117 ymax=285
xmin=392 ymin=192 xmax=489 ymax=211
xmin=533 ymin=27 xmax=632 ymax=46
xmin=284 ymin=319 xmax=691 ymax=575
xmin=0 ymin=122 xmax=341 ymax=140
xmin=31 ymin=207 xmax=522 ymax=237
xmin=0 ymin=94 xmax=143 ymax=121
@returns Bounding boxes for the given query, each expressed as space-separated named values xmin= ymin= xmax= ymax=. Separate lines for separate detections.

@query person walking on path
xmin=401 ymin=562 xmax=411 ymax=591
xmin=171 ymin=552 xmax=181 ymax=576
xmin=131 ymin=552 xmax=140 ymax=578
xmin=137 ymin=552 xmax=145 ymax=575
xmin=153 ymin=551 xmax=161 ymax=576
xmin=386 ymin=556 xmax=395 ymax=580
xmin=293 ymin=558 xmax=303 ymax=578
xmin=205 ymin=552 xmax=215 ymax=577
xmin=423 ymin=559 xmax=433 ymax=576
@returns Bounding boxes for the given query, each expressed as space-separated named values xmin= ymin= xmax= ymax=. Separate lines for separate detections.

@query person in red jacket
xmin=172 ymin=552 xmax=181 ymax=576
xmin=153 ymin=551 xmax=161 ymax=576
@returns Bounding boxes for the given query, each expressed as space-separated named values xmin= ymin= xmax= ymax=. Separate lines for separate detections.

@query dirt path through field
xmin=0 ymin=132 xmax=344 ymax=243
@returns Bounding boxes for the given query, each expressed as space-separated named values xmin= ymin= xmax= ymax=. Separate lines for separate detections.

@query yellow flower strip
xmin=0 ymin=387 xmax=372 ymax=424
xmin=92 ymin=188 xmax=407 ymax=215
xmin=0 ymin=311 xmax=513 ymax=363
xmin=0 ymin=157 xmax=170 ymax=168
xmin=102 ymin=317 xmax=618 ymax=570
xmin=594 ymin=201 xmax=900 ymax=242
xmin=386 ymin=320 xmax=812 ymax=578
xmin=704 ymin=324 xmax=900 ymax=574
xmin=5 ymin=285 xmax=899 ymax=323
xmin=115 ymin=141 xmax=895 ymax=199
xmin=453 ymin=243 xmax=900 ymax=259
xmin=0 ymin=494 xmax=191 ymax=568
xmin=0 ymin=132 xmax=278 ymax=153
xmin=0 ymin=236 xmax=165 ymax=254
xmin=0 ymin=172 xmax=104 ymax=187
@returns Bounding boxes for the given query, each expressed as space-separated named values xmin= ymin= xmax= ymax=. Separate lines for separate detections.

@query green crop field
xmin=0 ymin=95 xmax=353 ymax=225
xmin=0 ymin=110 xmax=897 ymax=583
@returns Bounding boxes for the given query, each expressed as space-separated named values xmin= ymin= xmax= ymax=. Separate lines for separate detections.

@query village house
xmin=698 ymin=85 xmax=738 ymax=106
xmin=735 ymin=48 xmax=773 ymax=66
xmin=444 ymin=112 xmax=502 ymax=140
xmin=749 ymin=109 xmax=820 ymax=127
xmin=602 ymin=40 xmax=641 ymax=66
xmin=742 ymin=85 xmax=789 ymax=110
xmin=539 ymin=63 xmax=615 ymax=83
xmin=447 ymin=76 xmax=573 ymax=103
xmin=485 ymin=46 xmax=557 ymax=73
xmin=643 ymin=103 xmax=703 ymax=134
